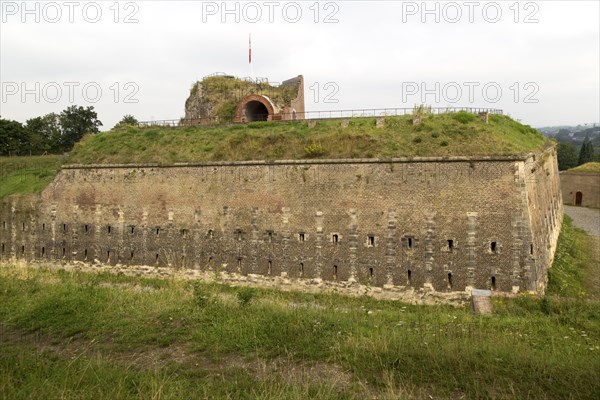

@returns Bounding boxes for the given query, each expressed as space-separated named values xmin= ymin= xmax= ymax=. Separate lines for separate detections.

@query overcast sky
xmin=1 ymin=0 xmax=598 ymax=129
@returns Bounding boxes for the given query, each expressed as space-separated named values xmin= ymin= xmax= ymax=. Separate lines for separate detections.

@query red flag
xmin=248 ymin=34 xmax=252 ymax=64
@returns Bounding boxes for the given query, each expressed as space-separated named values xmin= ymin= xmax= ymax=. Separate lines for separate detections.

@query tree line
xmin=556 ymin=137 xmax=597 ymax=171
xmin=0 ymin=107 xmax=138 ymax=156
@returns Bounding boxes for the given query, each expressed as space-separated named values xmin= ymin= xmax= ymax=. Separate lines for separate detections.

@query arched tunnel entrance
xmin=244 ymin=100 xmax=269 ymax=122
xmin=235 ymin=94 xmax=275 ymax=123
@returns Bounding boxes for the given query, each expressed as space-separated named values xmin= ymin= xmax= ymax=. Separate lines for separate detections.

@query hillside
xmin=539 ymin=124 xmax=600 ymax=151
xmin=68 ymin=113 xmax=549 ymax=165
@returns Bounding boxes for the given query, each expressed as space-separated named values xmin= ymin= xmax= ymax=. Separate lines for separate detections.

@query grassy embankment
xmin=0 ymin=155 xmax=65 ymax=200
xmin=569 ymin=162 xmax=600 ymax=173
xmin=548 ymin=215 xmax=600 ymax=300
xmin=68 ymin=113 xmax=548 ymax=165
xmin=0 ymin=214 xmax=599 ymax=399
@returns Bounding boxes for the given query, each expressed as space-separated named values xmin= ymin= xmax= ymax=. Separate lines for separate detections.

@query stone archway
xmin=244 ymin=101 xmax=269 ymax=121
xmin=234 ymin=94 xmax=275 ymax=123
xmin=575 ymin=191 xmax=583 ymax=206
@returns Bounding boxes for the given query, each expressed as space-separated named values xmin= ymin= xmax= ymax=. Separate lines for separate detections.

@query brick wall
xmin=0 ymin=152 xmax=562 ymax=294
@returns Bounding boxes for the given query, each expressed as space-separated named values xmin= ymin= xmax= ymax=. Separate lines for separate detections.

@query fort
xmin=0 ymin=74 xmax=563 ymax=298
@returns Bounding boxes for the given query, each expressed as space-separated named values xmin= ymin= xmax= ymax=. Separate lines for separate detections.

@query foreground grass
xmin=68 ymin=113 xmax=548 ymax=165
xmin=0 ymin=155 xmax=65 ymax=200
xmin=0 ymin=262 xmax=598 ymax=399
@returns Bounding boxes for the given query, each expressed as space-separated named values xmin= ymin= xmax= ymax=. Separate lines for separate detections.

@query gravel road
xmin=564 ymin=205 xmax=600 ymax=237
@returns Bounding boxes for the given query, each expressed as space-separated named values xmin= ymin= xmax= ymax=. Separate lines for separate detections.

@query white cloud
xmin=1 ymin=0 xmax=598 ymax=128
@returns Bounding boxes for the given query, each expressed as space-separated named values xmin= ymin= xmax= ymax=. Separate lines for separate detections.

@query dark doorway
xmin=244 ymin=101 xmax=269 ymax=122
xmin=575 ymin=191 xmax=583 ymax=206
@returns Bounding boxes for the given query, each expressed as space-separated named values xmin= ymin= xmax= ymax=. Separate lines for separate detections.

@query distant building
xmin=560 ymin=163 xmax=600 ymax=208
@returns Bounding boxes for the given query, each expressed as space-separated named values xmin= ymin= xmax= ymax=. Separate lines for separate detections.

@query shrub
xmin=540 ymin=296 xmax=551 ymax=315
xmin=193 ymin=281 xmax=211 ymax=308
xmin=412 ymin=104 xmax=432 ymax=115
xmin=384 ymin=116 xmax=405 ymax=128
xmin=216 ymin=100 xmax=238 ymax=118
xmin=304 ymin=143 xmax=327 ymax=157
xmin=237 ymin=287 xmax=256 ymax=306
xmin=143 ymin=130 xmax=160 ymax=140
xmin=452 ymin=111 xmax=476 ymax=124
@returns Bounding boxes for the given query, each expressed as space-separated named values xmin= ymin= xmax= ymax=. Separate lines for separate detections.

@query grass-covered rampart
xmin=0 ymin=113 xmax=548 ymax=200
xmin=568 ymin=162 xmax=600 ymax=173
xmin=0 ymin=155 xmax=65 ymax=200
xmin=69 ymin=113 xmax=548 ymax=165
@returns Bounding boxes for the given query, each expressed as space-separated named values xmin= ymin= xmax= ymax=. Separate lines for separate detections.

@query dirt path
xmin=0 ymin=323 xmax=357 ymax=395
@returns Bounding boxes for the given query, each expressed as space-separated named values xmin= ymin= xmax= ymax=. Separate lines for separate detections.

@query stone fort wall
xmin=0 ymin=148 xmax=562 ymax=294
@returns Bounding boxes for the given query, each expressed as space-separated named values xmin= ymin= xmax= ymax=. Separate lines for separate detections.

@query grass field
xmin=68 ymin=113 xmax=548 ymax=165
xmin=1 ymin=215 xmax=599 ymax=399
xmin=0 ymin=155 xmax=65 ymax=200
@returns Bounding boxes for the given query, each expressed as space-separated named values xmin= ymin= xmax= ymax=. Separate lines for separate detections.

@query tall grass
xmin=1 ymin=260 xmax=598 ymax=399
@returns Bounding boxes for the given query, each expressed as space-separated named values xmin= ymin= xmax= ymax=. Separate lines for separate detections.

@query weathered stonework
xmin=0 ymin=147 xmax=562 ymax=295
xmin=233 ymin=76 xmax=305 ymax=122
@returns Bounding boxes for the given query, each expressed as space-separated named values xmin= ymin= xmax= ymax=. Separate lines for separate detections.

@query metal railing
xmin=138 ymin=107 xmax=503 ymax=128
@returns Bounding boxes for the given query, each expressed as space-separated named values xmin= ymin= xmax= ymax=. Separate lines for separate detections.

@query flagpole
xmin=249 ymin=33 xmax=254 ymax=79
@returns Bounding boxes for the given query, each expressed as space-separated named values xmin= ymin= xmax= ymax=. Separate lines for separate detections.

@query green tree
xmin=0 ymin=118 xmax=48 ymax=155
xmin=578 ymin=136 xmax=594 ymax=166
xmin=556 ymin=142 xmax=579 ymax=170
xmin=57 ymin=106 xmax=102 ymax=151
xmin=0 ymin=118 xmax=28 ymax=156
xmin=113 ymin=114 xmax=138 ymax=130
xmin=25 ymin=114 xmax=62 ymax=153
xmin=2 ymin=106 xmax=103 ymax=155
